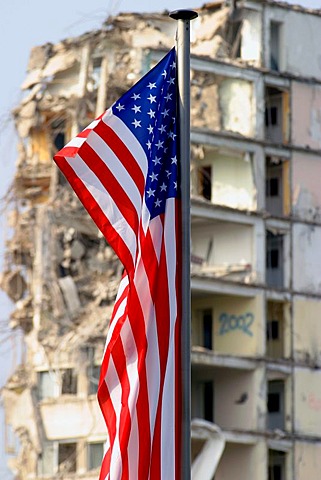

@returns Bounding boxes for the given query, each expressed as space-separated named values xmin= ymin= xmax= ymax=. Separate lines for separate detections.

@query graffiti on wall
xmin=218 ymin=312 xmax=254 ymax=337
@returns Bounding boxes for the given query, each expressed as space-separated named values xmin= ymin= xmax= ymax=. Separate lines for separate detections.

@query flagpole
xmin=169 ymin=9 xmax=198 ymax=479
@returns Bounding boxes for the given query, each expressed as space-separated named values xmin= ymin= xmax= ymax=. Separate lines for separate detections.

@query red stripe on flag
xmin=112 ymin=337 xmax=130 ymax=480
xmin=79 ymin=142 xmax=140 ymax=239
xmin=98 ymin=381 xmax=114 ymax=480
xmin=127 ymin=283 xmax=151 ymax=479
xmin=148 ymin=224 xmax=171 ymax=479
xmin=53 ymin=154 xmax=135 ymax=273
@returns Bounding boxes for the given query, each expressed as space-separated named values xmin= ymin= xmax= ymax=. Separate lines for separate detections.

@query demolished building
xmin=2 ymin=0 xmax=321 ymax=478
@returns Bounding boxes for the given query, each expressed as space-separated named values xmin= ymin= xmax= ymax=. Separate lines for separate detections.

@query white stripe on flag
xmin=103 ymin=112 xmax=148 ymax=177
xmin=66 ymin=153 xmax=137 ymax=262
xmin=87 ymin=131 xmax=143 ymax=215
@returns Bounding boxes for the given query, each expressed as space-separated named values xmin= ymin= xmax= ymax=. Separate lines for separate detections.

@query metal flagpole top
xmin=169 ymin=10 xmax=198 ymax=20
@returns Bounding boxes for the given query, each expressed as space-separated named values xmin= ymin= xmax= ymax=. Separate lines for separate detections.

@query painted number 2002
xmin=219 ymin=312 xmax=254 ymax=337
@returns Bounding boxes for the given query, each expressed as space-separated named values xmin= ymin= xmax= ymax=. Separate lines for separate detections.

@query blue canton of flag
xmin=113 ymin=48 xmax=178 ymax=219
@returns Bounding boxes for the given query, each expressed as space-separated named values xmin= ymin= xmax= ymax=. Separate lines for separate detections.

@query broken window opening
xmin=61 ymin=368 xmax=77 ymax=395
xmin=267 ymin=320 xmax=279 ymax=340
xmin=270 ymin=21 xmax=282 ymax=72
xmin=268 ymin=449 xmax=286 ymax=480
xmin=38 ymin=369 xmax=77 ymax=400
xmin=54 ymin=132 xmax=65 ymax=152
xmin=38 ymin=441 xmax=78 ymax=475
xmin=266 ymin=301 xmax=285 ymax=359
xmin=51 ymin=118 xmax=68 ymax=186
xmin=86 ymin=346 xmax=101 ymax=395
xmin=87 ymin=442 xmax=104 ymax=470
xmin=58 ymin=263 xmax=70 ymax=278
xmin=191 ymin=377 xmax=214 ymax=422
xmin=202 ymin=309 xmax=213 ymax=350
xmin=225 ymin=6 xmax=243 ymax=60
xmin=51 ymin=119 xmax=66 ymax=149
xmin=265 ymin=106 xmax=278 ymax=126
xmin=267 ymin=178 xmax=279 ymax=197
xmin=227 ymin=19 xmax=242 ymax=58
xmin=38 ymin=371 xmax=57 ymax=400
xmin=198 ymin=165 xmax=212 ymax=201
xmin=203 ymin=381 xmax=214 ymax=422
xmin=90 ymin=56 xmax=103 ymax=90
xmin=265 ymin=156 xmax=290 ymax=217
xmin=37 ymin=442 xmax=56 ymax=476
xmin=265 ymin=87 xmax=289 ymax=144
xmin=88 ymin=365 xmax=100 ymax=395
xmin=267 ymin=380 xmax=285 ymax=430
xmin=58 ymin=442 xmax=77 ymax=473
xmin=266 ymin=231 xmax=284 ymax=288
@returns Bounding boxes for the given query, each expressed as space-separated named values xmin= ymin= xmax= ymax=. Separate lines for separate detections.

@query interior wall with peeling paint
xmin=192 ymin=222 xmax=253 ymax=269
xmin=240 ymin=9 xmax=262 ymax=64
xmin=191 ymin=73 xmax=255 ymax=138
xmin=219 ymin=78 xmax=254 ymax=136
xmin=202 ymin=148 xmax=256 ymax=211
xmin=215 ymin=368 xmax=264 ymax=431
xmin=215 ymin=442 xmax=266 ymax=480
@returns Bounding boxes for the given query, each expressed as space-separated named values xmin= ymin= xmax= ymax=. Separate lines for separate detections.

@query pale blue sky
xmin=0 ymin=0 xmax=319 ymax=478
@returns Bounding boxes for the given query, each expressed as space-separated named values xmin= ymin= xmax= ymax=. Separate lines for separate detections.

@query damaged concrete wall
xmin=191 ymin=5 xmax=262 ymax=67
xmin=293 ymin=298 xmax=321 ymax=367
xmin=40 ymin=399 xmax=105 ymax=440
xmin=295 ymin=442 xmax=321 ymax=479
xmin=292 ymin=82 xmax=321 ymax=150
xmin=191 ymin=7 xmax=230 ymax=59
xmin=292 ymin=151 xmax=321 ymax=221
xmin=191 ymin=71 xmax=255 ymax=137
xmin=293 ymin=223 xmax=321 ymax=294
xmin=294 ymin=368 xmax=321 ymax=436
xmin=264 ymin=6 xmax=321 ymax=79
xmin=3 ymin=376 xmax=40 ymax=476
xmin=192 ymin=294 xmax=264 ymax=357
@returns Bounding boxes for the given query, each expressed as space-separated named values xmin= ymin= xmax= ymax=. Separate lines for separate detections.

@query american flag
xmin=53 ymin=48 xmax=182 ymax=479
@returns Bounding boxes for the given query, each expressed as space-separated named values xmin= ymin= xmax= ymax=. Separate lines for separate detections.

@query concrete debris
xmin=4 ymin=366 xmax=29 ymax=393
xmin=0 ymin=269 xmax=27 ymax=302
xmin=27 ymin=44 xmax=53 ymax=72
xmin=58 ymin=276 xmax=81 ymax=315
